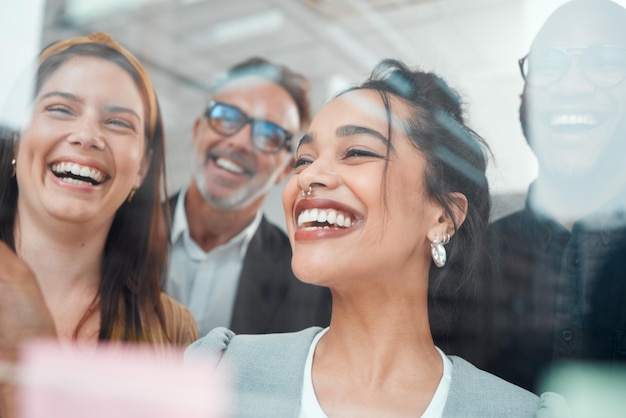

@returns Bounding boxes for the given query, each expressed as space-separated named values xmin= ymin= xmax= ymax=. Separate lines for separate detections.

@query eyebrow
xmin=337 ymin=125 xmax=389 ymax=146
xmin=39 ymin=91 xmax=142 ymax=121
xmin=39 ymin=91 xmax=82 ymax=103
xmin=295 ymin=133 xmax=313 ymax=153
xmin=104 ymin=105 xmax=142 ymax=121
xmin=296 ymin=124 xmax=391 ymax=153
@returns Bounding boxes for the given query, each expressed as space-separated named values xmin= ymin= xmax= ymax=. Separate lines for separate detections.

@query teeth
xmin=551 ymin=114 xmax=598 ymax=126
xmin=297 ymin=208 xmax=354 ymax=229
xmin=215 ymin=157 xmax=245 ymax=174
xmin=51 ymin=162 xmax=106 ymax=184
xmin=61 ymin=177 xmax=93 ymax=186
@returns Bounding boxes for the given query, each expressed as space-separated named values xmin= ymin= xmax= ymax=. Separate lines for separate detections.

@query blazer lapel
xmin=230 ymin=217 xmax=291 ymax=333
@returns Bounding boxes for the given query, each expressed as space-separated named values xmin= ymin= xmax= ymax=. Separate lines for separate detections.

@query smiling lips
xmin=205 ymin=148 xmax=252 ymax=176
xmin=50 ymin=162 xmax=108 ymax=186
xmin=297 ymin=208 xmax=354 ymax=230
xmin=214 ymin=156 xmax=246 ymax=175
xmin=547 ymin=113 xmax=603 ymax=132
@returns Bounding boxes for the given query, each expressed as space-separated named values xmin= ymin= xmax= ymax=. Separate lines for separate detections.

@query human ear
xmin=447 ymin=192 xmax=468 ymax=229
xmin=427 ymin=192 xmax=468 ymax=241
xmin=12 ymin=132 xmax=19 ymax=155
xmin=191 ymin=117 xmax=203 ymax=148
xmin=133 ymin=148 xmax=153 ymax=189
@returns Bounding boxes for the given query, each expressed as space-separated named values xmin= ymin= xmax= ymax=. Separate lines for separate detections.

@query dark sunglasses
xmin=519 ymin=44 xmax=626 ymax=88
xmin=204 ymin=101 xmax=293 ymax=153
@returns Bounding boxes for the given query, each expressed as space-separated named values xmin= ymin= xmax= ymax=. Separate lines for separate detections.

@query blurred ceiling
xmin=40 ymin=0 xmax=527 ymax=192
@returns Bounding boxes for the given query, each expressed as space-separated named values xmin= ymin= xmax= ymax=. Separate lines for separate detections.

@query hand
xmin=0 ymin=241 xmax=57 ymax=418
xmin=0 ymin=241 xmax=56 ymax=364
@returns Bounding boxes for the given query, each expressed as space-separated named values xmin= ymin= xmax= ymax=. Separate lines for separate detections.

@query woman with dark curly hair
xmin=187 ymin=59 xmax=542 ymax=417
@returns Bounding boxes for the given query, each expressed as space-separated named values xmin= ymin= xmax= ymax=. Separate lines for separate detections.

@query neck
xmin=322 ymin=272 xmax=438 ymax=380
xmin=532 ymin=174 xmax=626 ymax=229
xmin=184 ymin=181 xmax=261 ymax=252
xmin=15 ymin=207 xmax=108 ymax=297
xmin=14 ymin=206 xmax=109 ymax=341
xmin=310 ymin=266 xmax=443 ymax=417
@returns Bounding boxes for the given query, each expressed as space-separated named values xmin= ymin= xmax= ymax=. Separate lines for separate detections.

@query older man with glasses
xmin=164 ymin=57 xmax=331 ymax=337
xmin=432 ymin=0 xmax=626 ymax=394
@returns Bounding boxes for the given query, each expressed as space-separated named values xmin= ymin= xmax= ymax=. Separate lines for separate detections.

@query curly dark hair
xmin=337 ymin=58 xmax=492 ymax=295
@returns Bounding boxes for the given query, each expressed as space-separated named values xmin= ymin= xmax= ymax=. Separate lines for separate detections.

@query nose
xmin=67 ymin=118 xmax=105 ymax=150
xmin=296 ymin=154 xmax=341 ymax=195
xmin=550 ymin=55 xmax=595 ymax=97
xmin=222 ymin=121 xmax=255 ymax=152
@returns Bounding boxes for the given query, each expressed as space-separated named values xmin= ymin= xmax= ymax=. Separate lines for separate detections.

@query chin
xmin=291 ymin=257 xmax=332 ymax=287
xmin=292 ymin=254 xmax=354 ymax=290
xmin=547 ymin=162 xmax=591 ymax=179
xmin=49 ymin=207 xmax=97 ymax=224
xmin=291 ymin=262 xmax=317 ymax=285
xmin=541 ymin=152 xmax=600 ymax=179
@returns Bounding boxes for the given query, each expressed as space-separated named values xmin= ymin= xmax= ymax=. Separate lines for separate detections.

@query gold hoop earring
xmin=11 ymin=158 xmax=16 ymax=178
xmin=127 ymin=187 xmax=137 ymax=203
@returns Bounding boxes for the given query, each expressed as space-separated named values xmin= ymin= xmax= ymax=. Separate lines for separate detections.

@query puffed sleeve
xmin=535 ymin=392 xmax=571 ymax=418
xmin=184 ymin=327 xmax=235 ymax=370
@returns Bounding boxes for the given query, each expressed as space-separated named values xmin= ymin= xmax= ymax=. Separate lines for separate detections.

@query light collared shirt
xmin=165 ymin=184 xmax=262 ymax=337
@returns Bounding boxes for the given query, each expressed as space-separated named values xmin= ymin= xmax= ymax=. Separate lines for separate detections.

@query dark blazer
xmin=166 ymin=192 xmax=332 ymax=334
xmin=186 ymin=327 xmax=543 ymax=418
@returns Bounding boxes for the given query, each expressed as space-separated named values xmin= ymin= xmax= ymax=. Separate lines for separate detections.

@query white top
xmin=298 ymin=328 xmax=452 ymax=418
xmin=165 ymin=185 xmax=262 ymax=336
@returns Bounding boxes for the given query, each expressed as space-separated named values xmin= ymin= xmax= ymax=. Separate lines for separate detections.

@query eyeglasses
xmin=518 ymin=44 xmax=626 ymax=88
xmin=204 ymin=101 xmax=293 ymax=153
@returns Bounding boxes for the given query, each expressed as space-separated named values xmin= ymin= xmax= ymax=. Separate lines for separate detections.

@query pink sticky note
xmin=16 ymin=340 xmax=231 ymax=418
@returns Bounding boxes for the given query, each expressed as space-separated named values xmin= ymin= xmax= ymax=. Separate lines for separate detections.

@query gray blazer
xmin=186 ymin=327 xmax=542 ymax=418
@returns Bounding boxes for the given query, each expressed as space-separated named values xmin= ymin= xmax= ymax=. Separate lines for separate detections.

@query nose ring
xmin=301 ymin=185 xmax=312 ymax=198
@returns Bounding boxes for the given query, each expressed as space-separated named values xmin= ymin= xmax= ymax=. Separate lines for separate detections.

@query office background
xmin=4 ymin=0 xmax=615 ymax=227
